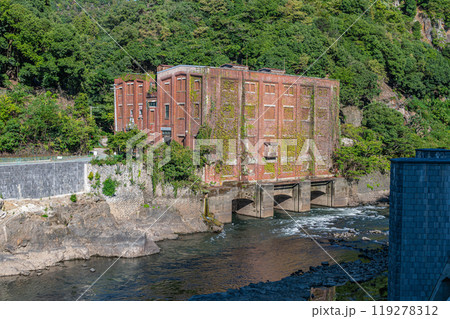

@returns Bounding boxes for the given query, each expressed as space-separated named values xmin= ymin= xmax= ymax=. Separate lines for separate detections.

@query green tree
xmin=362 ymin=103 xmax=418 ymax=158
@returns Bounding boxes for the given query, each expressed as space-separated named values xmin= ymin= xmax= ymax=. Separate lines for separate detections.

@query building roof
xmin=156 ymin=64 xmax=339 ymax=82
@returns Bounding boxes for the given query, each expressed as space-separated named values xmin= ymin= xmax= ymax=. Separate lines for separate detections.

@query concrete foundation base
xmin=207 ymin=177 xmax=358 ymax=223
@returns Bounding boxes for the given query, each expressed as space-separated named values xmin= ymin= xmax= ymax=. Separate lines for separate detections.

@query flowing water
xmin=0 ymin=206 xmax=389 ymax=301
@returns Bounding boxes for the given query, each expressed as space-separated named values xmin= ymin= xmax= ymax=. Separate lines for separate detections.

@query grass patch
xmin=335 ymin=272 xmax=388 ymax=301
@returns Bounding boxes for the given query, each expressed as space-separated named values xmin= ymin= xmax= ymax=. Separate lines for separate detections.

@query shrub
xmin=102 ymin=177 xmax=118 ymax=197
xmin=333 ymin=124 xmax=390 ymax=178
xmin=150 ymin=141 xmax=204 ymax=194
xmin=70 ymin=194 xmax=77 ymax=202
xmin=362 ymin=103 xmax=417 ymax=158
xmin=88 ymin=171 xmax=94 ymax=181
xmin=90 ymin=154 xmax=125 ymax=166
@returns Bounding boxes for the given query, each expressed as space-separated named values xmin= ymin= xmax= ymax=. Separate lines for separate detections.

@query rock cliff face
xmin=415 ymin=9 xmax=449 ymax=49
xmin=0 ymin=163 xmax=213 ymax=277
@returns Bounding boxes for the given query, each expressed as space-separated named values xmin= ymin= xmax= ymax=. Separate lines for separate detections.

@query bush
xmin=90 ymin=154 xmax=125 ymax=166
xmin=333 ymin=125 xmax=390 ymax=178
xmin=107 ymin=129 xmax=146 ymax=156
xmin=362 ymin=103 xmax=417 ymax=158
xmin=102 ymin=177 xmax=118 ymax=197
xmin=70 ymin=194 xmax=77 ymax=202
xmin=150 ymin=141 xmax=203 ymax=194
xmin=88 ymin=171 xmax=94 ymax=181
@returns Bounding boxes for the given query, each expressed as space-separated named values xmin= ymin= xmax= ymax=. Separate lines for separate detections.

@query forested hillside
xmin=0 ymin=0 xmax=448 ymax=175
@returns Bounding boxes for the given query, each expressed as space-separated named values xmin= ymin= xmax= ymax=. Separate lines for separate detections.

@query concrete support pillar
xmin=255 ymin=183 xmax=274 ymax=218
xmin=331 ymin=178 xmax=349 ymax=207
xmin=326 ymin=182 xmax=333 ymax=206
xmin=207 ymin=189 xmax=232 ymax=224
xmin=298 ymin=180 xmax=311 ymax=212
xmin=290 ymin=183 xmax=299 ymax=212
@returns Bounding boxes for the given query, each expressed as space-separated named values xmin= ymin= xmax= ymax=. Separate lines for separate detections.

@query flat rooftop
xmin=156 ymin=64 xmax=339 ymax=82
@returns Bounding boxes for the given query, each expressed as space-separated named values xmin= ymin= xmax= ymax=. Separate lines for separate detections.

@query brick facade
xmin=114 ymin=65 xmax=340 ymax=184
xmin=114 ymin=74 xmax=157 ymax=134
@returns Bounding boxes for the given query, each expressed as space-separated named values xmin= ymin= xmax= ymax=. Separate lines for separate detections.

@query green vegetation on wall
xmin=102 ymin=177 xmax=118 ymax=197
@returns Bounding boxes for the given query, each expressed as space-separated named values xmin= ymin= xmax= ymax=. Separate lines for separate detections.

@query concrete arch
xmin=232 ymin=198 xmax=256 ymax=217
xmin=274 ymin=194 xmax=293 ymax=211
xmin=310 ymin=182 xmax=332 ymax=207
xmin=311 ymin=190 xmax=326 ymax=200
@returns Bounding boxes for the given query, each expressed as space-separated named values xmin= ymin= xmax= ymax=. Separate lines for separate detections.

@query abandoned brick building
xmin=114 ymin=64 xmax=340 ymax=184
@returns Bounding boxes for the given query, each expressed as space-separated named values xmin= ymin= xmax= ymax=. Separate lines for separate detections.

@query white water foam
xmin=273 ymin=206 xmax=386 ymax=237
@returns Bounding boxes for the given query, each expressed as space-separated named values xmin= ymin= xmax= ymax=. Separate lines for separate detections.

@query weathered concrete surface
xmin=348 ymin=172 xmax=390 ymax=206
xmin=210 ymin=173 xmax=389 ymax=221
xmin=274 ymin=181 xmax=310 ymax=212
xmin=0 ymin=160 xmax=87 ymax=199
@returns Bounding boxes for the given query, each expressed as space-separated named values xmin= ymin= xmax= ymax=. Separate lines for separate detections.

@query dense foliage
xmin=333 ymin=123 xmax=390 ymax=178
xmin=335 ymin=101 xmax=448 ymax=178
xmin=0 ymin=85 xmax=98 ymax=154
xmin=0 ymin=0 xmax=448 ymax=178
xmin=1 ymin=0 xmax=449 ymax=107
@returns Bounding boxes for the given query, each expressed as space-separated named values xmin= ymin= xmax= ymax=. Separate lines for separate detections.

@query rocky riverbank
xmin=0 ymin=191 xmax=217 ymax=277
xmin=190 ymin=244 xmax=388 ymax=301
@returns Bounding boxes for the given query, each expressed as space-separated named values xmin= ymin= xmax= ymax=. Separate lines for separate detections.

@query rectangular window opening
xmin=165 ymin=104 xmax=170 ymax=120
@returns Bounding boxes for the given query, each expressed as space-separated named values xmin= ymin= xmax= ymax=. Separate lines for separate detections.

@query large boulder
xmin=341 ymin=106 xmax=363 ymax=127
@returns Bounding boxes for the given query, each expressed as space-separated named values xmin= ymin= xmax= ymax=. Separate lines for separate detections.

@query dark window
xmin=165 ymin=104 xmax=170 ymax=119
xmin=193 ymin=103 xmax=200 ymax=119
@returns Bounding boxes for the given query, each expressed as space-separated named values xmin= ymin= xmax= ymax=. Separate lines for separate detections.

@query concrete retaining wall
xmin=0 ymin=161 xmax=87 ymax=199
xmin=348 ymin=172 xmax=390 ymax=206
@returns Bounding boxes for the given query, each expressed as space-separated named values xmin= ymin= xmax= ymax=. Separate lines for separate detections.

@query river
xmin=0 ymin=205 xmax=389 ymax=301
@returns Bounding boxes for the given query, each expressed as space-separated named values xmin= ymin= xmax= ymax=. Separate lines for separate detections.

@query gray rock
xmin=333 ymin=231 xmax=356 ymax=239
xmin=341 ymin=138 xmax=354 ymax=147
xmin=362 ymin=237 xmax=371 ymax=241
xmin=0 ymin=188 xmax=211 ymax=277
xmin=341 ymin=106 xmax=363 ymax=127
xmin=90 ymin=268 xmax=96 ymax=273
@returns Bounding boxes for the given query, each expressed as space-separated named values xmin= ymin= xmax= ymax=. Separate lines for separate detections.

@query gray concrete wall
xmin=0 ymin=161 xmax=86 ymax=199
xmin=347 ymin=172 xmax=390 ymax=206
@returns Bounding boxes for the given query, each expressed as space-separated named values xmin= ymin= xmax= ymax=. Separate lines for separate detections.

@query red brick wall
xmin=114 ymin=75 xmax=156 ymax=134
xmin=118 ymin=66 xmax=339 ymax=184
